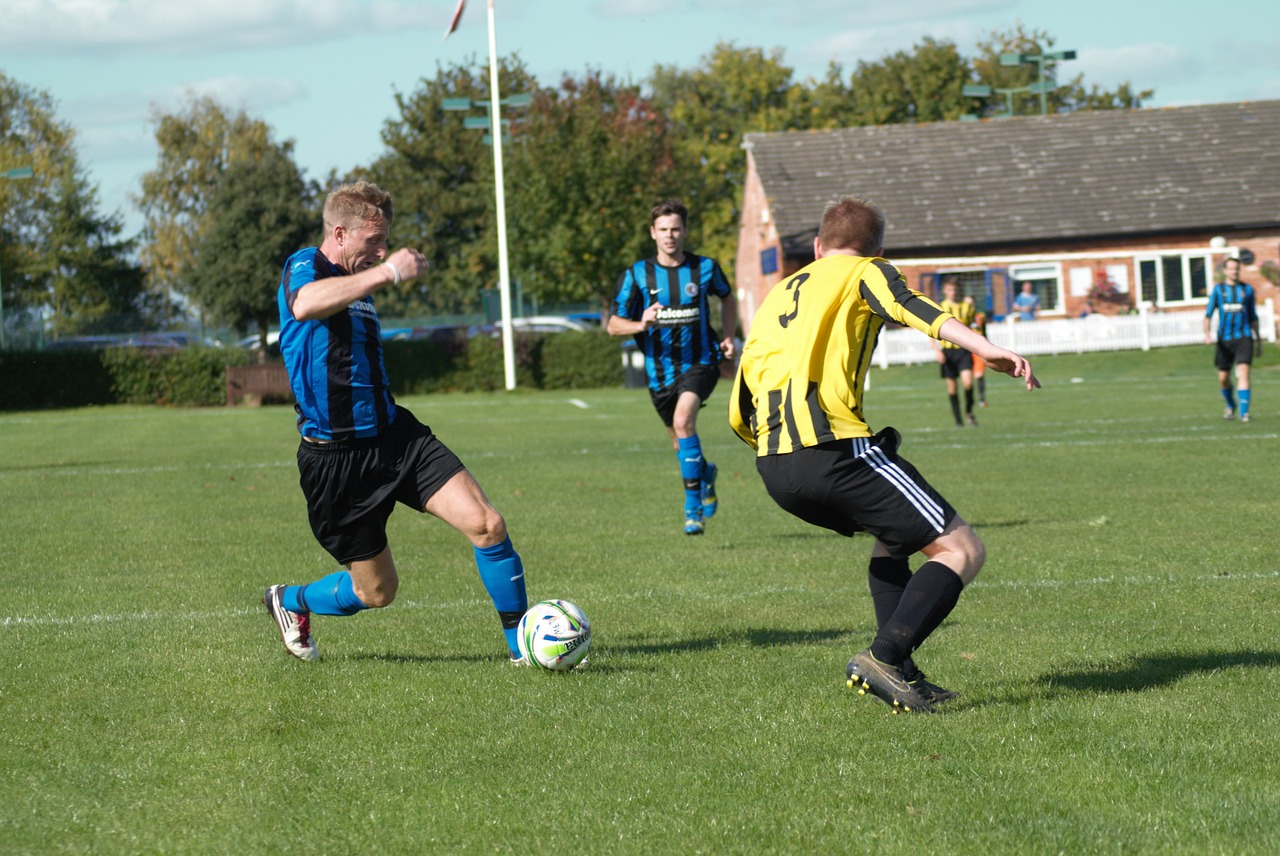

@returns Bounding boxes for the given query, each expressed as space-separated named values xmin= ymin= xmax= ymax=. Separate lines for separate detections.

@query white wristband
xmin=386 ymin=261 xmax=402 ymax=286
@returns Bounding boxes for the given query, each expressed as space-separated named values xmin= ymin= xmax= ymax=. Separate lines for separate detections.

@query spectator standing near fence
xmin=1011 ymin=281 xmax=1040 ymax=321
xmin=1204 ymin=257 xmax=1260 ymax=423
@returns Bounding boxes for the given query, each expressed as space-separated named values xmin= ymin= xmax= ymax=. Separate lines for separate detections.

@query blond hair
xmin=323 ymin=181 xmax=393 ymax=233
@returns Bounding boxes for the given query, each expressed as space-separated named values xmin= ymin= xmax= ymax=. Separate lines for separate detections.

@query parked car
xmin=565 ymin=311 xmax=604 ymax=328
xmin=237 ymin=331 xmax=281 ymax=358
xmin=477 ymin=316 xmax=592 ymax=337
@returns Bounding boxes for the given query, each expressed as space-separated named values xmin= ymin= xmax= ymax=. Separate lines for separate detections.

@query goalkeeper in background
xmin=729 ymin=197 xmax=1039 ymax=713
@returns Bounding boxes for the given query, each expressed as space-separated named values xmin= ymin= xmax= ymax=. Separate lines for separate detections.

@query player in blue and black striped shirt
xmin=608 ymin=201 xmax=738 ymax=535
xmin=263 ymin=182 xmax=529 ymax=664
xmin=1203 ymin=257 xmax=1260 ymax=423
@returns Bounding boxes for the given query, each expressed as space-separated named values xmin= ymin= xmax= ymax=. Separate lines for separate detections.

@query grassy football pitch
xmin=1 ymin=345 xmax=1277 ymax=854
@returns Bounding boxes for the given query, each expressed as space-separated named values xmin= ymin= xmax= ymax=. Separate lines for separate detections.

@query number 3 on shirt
xmin=778 ymin=272 xmax=810 ymax=328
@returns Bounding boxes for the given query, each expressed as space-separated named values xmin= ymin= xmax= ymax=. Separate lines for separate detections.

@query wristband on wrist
xmin=386 ymin=262 xmax=402 ymax=286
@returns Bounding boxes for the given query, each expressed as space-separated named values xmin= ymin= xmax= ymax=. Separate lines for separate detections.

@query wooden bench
xmin=225 ymin=363 xmax=294 ymax=406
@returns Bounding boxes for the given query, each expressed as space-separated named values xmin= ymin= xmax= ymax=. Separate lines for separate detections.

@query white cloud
xmin=776 ymin=0 xmax=1012 ymax=28
xmin=60 ymin=76 xmax=305 ymax=132
xmin=1074 ymin=43 xmax=1199 ymax=89
xmin=593 ymin=0 xmax=679 ymax=15
xmin=74 ymin=123 xmax=155 ymax=164
xmin=810 ymin=19 xmax=986 ymax=70
xmin=151 ymin=76 xmax=308 ymax=113
xmin=0 ymin=0 xmax=439 ymax=56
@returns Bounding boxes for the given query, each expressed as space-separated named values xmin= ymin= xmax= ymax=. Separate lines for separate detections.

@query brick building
xmin=736 ymin=100 xmax=1280 ymax=334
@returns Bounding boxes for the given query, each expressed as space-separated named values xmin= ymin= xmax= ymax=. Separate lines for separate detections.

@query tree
xmin=970 ymin=24 xmax=1152 ymax=118
xmin=1 ymin=72 xmax=147 ymax=345
xmin=365 ymin=59 xmax=678 ymax=317
xmin=364 ymin=58 xmax=539 ymax=319
xmin=650 ymin=44 xmax=806 ymax=277
xmin=507 ymin=71 xmax=678 ymax=310
xmin=36 ymin=169 xmax=147 ymax=338
xmin=845 ymin=37 xmax=973 ymax=125
xmin=137 ymin=96 xmax=275 ymax=318
xmin=187 ymin=143 xmax=316 ymax=350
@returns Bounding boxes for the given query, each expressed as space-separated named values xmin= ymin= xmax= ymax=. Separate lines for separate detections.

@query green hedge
xmin=1 ymin=332 xmax=628 ymax=411
xmin=383 ymin=331 xmax=624 ymax=394
xmin=0 ymin=350 xmax=115 ymax=410
xmin=102 ymin=347 xmax=251 ymax=406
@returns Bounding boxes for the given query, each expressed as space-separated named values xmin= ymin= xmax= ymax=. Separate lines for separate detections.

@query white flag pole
xmin=486 ymin=0 xmax=516 ymax=391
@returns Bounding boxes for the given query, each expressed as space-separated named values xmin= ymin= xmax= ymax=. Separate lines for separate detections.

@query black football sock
xmin=868 ymin=555 xmax=911 ymax=630
xmin=948 ymin=394 xmax=962 ymax=424
xmin=964 ymin=388 xmax=974 ymax=415
xmin=870 ymin=561 xmax=964 ymax=667
xmin=868 ymin=555 xmax=918 ymax=676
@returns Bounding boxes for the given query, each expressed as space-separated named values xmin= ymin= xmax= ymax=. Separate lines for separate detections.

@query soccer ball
xmin=517 ymin=599 xmax=591 ymax=671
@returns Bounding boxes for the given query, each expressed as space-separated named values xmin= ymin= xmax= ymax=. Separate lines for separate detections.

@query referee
xmin=934 ymin=276 xmax=978 ymax=427
xmin=729 ymin=197 xmax=1039 ymax=713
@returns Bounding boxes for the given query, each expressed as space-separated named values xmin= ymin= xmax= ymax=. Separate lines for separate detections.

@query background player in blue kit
xmin=608 ymin=201 xmax=738 ymax=536
xmin=1204 ymin=257 xmax=1260 ymax=422
xmin=263 ymin=181 xmax=528 ymax=663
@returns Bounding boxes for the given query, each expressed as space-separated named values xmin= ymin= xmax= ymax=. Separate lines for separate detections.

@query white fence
xmin=874 ymin=299 xmax=1277 ymax=367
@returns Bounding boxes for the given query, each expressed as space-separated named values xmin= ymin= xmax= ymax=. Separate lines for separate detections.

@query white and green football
xmin=517 ymin=599 xmax=591 ymax=671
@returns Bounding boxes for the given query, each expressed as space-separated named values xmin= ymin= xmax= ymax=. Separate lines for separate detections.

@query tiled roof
xmin=744 ymin=100 xmax=1280 ymax=257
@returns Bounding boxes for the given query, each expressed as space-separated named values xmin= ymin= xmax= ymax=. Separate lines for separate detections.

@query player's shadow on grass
xmin=349 ymin=651 xmax=495 ymax=664
xmin=0 ymin=461 xmax=116 ymax=472
xmin=965 ymin=518 xmax=1033 ymax=529
xmin=745 ymin=627 xmax=851 ymax=647
xmin=347 ymin=628 xmax=855 ymax=669
xmin=1034 ymin=650 xmax=1280 ymax=696
xmin=595 ymin=626 xmax=850 ymax=662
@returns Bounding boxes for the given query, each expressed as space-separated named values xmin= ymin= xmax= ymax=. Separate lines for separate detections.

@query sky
xmin=3 ymin=0 xmax=1278 ymax=237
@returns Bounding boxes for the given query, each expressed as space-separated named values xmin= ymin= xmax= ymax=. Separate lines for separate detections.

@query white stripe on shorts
xmin=857 ymin=444 xmax=947 ymax=533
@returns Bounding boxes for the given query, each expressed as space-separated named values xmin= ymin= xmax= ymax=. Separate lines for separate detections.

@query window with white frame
xmin=1008 ymin=263 xmax=1063 ymax=314
xmin=1136 ymin=253 xmax=1211 ymax=307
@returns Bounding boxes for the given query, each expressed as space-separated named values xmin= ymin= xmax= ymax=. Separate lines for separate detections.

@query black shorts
xmin=649 ymin=365 xmax=720 ymax=427
xmin=939 ymin=348 xmax=973 ymax=379
xmin=1214 ymin=338 xmax=1253 ymax=371
xmin=755 ymin=428 xmax=957 ymax=559
xmin=296 ymin=407 xmax=466 ymax=564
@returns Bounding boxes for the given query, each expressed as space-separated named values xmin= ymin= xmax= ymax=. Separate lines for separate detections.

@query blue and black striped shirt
xmin=1205 ymin=281 xmax=1257 ymax=342
xmin=278 ymin=247 xmax=396 ymax=441
xmin=613 ymin=252 xmax=732 ymax=392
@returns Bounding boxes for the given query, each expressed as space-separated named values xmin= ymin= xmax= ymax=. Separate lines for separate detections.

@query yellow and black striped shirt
xmin=939 ymin=299 xmax=974 ymax=350
xmin=730 ymin=254 xmax=949 ymax=456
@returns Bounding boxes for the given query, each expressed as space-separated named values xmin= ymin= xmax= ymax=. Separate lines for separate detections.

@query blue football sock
xmin=289 ymin=570 xmax=368 ymax=616
xmin=474 ymin=536 xmax=528 ymax=658
xmin=1239 ymin=389 xmax=1251 ymax=417
xmin=676 ymin=435 xmax=704 ymax=515
xmin=1222 ymin=387 xmax=1236 ymax=410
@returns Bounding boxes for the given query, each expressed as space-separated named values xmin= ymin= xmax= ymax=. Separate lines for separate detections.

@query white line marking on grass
xmin=4 ymin=573 xmax=1276 ymax=630
xmin=0 ymin=460 xmax=294 ymax=480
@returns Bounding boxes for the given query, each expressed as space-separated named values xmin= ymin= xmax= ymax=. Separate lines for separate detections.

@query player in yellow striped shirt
xmin=730 ymin=197 xmax=1039 ymax=713
xmin=935 ymin=277 xmax=978 ymax=427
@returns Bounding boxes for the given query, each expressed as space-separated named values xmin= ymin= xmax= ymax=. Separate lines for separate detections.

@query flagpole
xmin=486 ymin=0 xmax=516 ymax=391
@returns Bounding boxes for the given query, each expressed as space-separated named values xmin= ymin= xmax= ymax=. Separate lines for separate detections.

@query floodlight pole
xmin=0 ymin=166 xmax=35 ymax=351
xmin=1002 ymin=50 xmax=1076 ymax=115
xmin=485 ymin=0 xmax=517 ymax=391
